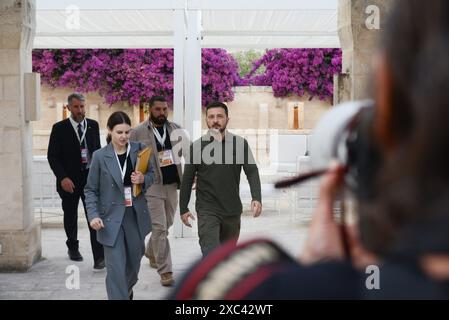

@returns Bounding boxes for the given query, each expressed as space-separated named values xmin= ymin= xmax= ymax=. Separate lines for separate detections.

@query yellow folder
xmin=133 ymin=147 xmax=152 ymax=197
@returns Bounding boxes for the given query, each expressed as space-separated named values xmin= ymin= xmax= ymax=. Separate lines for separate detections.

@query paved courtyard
xmin=0 ymin=207 xmax=309 ymax=300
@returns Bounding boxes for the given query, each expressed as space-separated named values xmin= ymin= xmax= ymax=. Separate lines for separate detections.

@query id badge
xmin=124 ymin=187 xmax=133 ymax=207
xmin=158 ymin=150 xmax=174 ymax=167
xmin=81 ymin=148 xmax=88 ymax=164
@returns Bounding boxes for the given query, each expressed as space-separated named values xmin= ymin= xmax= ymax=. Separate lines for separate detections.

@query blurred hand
xmin=61 ymin=177 xmax=75 ymax=193
xmin=181 ymin=212 xmax=195 ymax=227
xmin=251 ymin=200 xmax=262 ymax=218
xmin=300 ymin=161 xmax=346 ymax=265
xmin=131 ymin=171 xmax=144 ymax=184
xmin=90 ymin=218 xmax=104 ymax=231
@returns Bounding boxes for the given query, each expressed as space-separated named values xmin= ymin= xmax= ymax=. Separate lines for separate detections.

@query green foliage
xmin=232 ymin=49 xmax=266 ymax=78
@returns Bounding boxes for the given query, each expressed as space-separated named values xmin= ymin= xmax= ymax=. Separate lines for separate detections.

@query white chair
xmin=269 ymin=134 xmax=308 ymax=173
xmin=290 ymin=156 xmax=319 ymax=221
xmin=240 ymin=183 xmax=282 ymax=215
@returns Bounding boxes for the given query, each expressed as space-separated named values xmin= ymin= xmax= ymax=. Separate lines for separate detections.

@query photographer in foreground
xmin=171 ymin=0 xmax=449 ymax=299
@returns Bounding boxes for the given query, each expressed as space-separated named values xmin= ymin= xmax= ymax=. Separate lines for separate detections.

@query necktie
xmin=78 ymin=123 xmax=87 ymax=170
xmin=77 ymin=123 xmax=84 ymax=145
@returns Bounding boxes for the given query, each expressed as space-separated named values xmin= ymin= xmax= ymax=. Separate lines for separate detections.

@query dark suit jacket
xmin=47 ymin=118 xmax=101 ymax=193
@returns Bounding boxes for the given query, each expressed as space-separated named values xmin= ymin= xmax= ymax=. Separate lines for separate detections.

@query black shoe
xmin=93 ymin=259 xmax=105 ymax=271
xmin=129 ymin=290 xmax=133 ymax=300
xmin=68 ymin=249 xmax=83 ymax=261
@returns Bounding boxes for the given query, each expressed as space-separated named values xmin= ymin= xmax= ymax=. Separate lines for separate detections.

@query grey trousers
xmin=103 ymin=207 xmax=145 ymax=300
xmin=145 ymin=183 xmax=177 ymax=275
xmin=197 ymin=211 xmax=241 ymax=256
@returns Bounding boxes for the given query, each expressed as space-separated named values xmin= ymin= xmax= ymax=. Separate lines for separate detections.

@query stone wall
xmin=33 ymin=86 xmax=137 ymax=155
xmin=216 ymin=86 xmax=331 ymax=130
xmin=0 ymin=0 xmax=41 ymax=271
xmin=337 ymin=0 xmax=394 ymax=103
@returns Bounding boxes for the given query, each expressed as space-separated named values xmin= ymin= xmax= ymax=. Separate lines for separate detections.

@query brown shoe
xmin=149 ymin=256 xmax=157 ymax=269
xmin=160 ymin=272 xmax=175 ymax=287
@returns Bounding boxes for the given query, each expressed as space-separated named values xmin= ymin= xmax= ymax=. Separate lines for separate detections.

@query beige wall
xmin=223 ymin=86 xmax=331 ymax=130
xmin=33 ymin=85 xmax=332 ymax=155
xmin=34 ymin=86 xmax=136 ymax=131
xmin=216 ymin=88 xmax=330 ymax=168
xmin=34 ymin=86 xmax=139 ymax=155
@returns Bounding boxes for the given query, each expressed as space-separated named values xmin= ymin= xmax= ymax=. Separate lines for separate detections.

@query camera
xmin=309 ymin=99 xmax=381 ymax=200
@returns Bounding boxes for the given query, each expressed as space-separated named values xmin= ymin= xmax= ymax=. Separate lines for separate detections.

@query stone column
xmin=336 ymin=0 xmax=394 ymax=104
xmin=0 ymin=0 xmax=41 ymax=271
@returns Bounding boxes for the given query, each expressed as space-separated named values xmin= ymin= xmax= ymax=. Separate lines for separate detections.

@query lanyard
xmin=114 ymin=143 xmax=131 ymax=182
xmin=152 ymin=124 xmax=167 ymax=149
xmin=75 ymin=119 xmax=87 ymax=145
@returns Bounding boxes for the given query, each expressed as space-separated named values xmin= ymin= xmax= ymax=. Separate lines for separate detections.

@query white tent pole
xmin=184 ymin=9 xmax=202 ymax=141
xmin=174 ymin=7 xmax=202 ymax=239
xmin=172 ymin=7 xmax=188 ymax=239
xmin=173 ymin=9 xmax=185 ymax=126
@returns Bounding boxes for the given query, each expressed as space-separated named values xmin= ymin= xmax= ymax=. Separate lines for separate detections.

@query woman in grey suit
xmin=85 ymin=111 xmax=153 ymax=300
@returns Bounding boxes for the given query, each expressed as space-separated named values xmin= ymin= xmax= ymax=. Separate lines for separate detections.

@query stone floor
xmin=0 ymin=208 xmax=310 ymax=300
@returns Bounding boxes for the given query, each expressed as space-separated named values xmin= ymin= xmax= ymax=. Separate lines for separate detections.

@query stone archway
xmin=335 ymin=0 xmax=393 ymax=104
xmin=0 ymin=0 xmax=41 ymax=271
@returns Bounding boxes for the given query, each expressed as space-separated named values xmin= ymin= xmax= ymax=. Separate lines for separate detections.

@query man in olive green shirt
xmin=179 ymin=102 xmax=262 ymax=255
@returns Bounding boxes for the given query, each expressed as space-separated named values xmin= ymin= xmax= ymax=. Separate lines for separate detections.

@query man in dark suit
xmin=47 ymin=93 xmax=104 ymax=270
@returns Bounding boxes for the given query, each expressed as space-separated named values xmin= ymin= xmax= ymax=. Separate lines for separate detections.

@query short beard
xmin=72 ymin=114 xmax=85 ymax=123
xmin=151 ymin=114 xmax=167 ymax=126
xmin=210 ymin=125 xmax=226 ymax=131
xmin=208 ymin=125 xmax=226 ymax=134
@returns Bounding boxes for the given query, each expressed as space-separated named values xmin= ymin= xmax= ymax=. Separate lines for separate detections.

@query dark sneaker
xmin=93 ymin=259 xmax=105 ymax=271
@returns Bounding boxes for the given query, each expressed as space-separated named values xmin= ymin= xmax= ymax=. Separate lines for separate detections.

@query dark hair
xmin=205 ymin=102 xmax=228 ymax=117
xmin=68 ymin=92 xmax=85 ymax=105
xmin=106 ymin=111 xmax=131 ymax=144
xmin=359 ymin=0 xmax=449 ymax=257
xmin=149 ymin=96 xmax=167 ymax=107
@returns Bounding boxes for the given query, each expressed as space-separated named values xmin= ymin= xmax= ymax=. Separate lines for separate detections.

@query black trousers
xmin=58 ymin=171 xmax=104 ymax=263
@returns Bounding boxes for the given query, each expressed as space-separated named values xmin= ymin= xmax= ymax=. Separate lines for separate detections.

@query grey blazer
xmin=84 ymin=142 xmax=154 ymax=247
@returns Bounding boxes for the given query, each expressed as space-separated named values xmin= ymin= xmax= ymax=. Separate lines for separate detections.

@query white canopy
xmin=35 ymin=0 xmax=340 ymax=49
